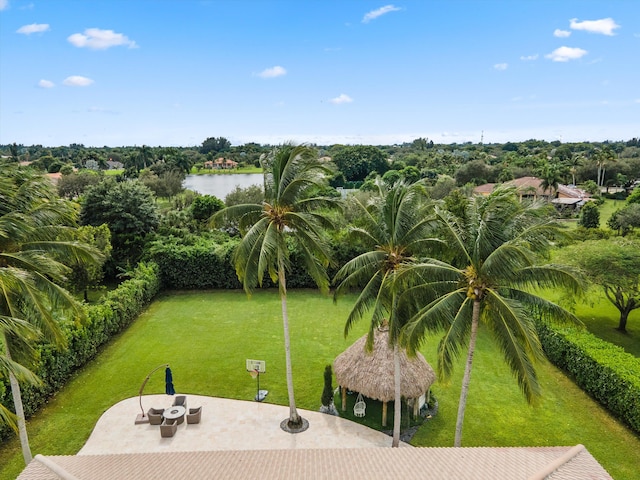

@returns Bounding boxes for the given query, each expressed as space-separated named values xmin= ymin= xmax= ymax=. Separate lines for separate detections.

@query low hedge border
xmin=0 ymin=262 xmax=160 ymax=441
xmin=537 ymin=321 xmax=640 ymax=435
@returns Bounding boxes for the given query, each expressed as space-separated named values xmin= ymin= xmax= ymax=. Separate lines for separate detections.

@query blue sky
xmin=1 ymin=0 xmax=638 ymax=147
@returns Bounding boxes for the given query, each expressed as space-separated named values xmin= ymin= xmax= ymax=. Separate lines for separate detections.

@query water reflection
xmin=183 ymin=174 xmax=262 ymax=200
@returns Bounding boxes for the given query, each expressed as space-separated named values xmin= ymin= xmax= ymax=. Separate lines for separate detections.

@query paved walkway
xmin=78 ymin=395 xmax=409 ymax=455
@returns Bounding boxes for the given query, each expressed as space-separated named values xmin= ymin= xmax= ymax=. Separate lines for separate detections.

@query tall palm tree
xmin=0 ymin=164 xmax=102 ymax=464
xmin=333 ymin=179 xmax=436 ymax=447
xmin=213 ymin=144 xmax=339 ymax=431
xmin=400 ymin=187 xmax=584 ymax=447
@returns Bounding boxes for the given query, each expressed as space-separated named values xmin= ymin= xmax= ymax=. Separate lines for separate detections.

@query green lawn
xmin=572 ymin=294 xmax=640 ymax=357
xmin=1 ymin=290 xmax=639 ymax=479
xmin=190 ymin=166 xmax=263 ymax=174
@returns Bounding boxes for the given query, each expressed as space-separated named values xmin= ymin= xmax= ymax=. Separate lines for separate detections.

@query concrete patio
xmin=78 ymin=394 xmax=408 ymax=455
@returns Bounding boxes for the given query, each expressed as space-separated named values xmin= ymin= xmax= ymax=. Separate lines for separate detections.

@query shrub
xmin=0 ymin=262 xmax=160 ymax=440
xmin=537 ymin=322 xmax=640 ymax=435
xmin=578 ymin=202 xmax=600 ymax=229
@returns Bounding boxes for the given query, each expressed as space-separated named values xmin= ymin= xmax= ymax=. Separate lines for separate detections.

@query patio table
xmin=163 ymin=406 xmax=186 ymax=421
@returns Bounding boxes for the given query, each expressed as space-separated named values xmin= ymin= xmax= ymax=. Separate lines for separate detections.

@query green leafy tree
xmin=557 ymin=238 xmax=640 ymax=332
xmin=80 ymin=179 xmax=159 ymax=272
xmin=401 ymin=187 xmax=584 ymax=447
xmin=0 ymin=163 xmax=102 ymax=464
xmin=578 ymin=202 xmax=600 ymax=229
xmin=213 ymin=144 xmax=339 ymax=431
xmin=200 ymin=136 xmax=231 ymax=155
xmin=333 ymin=179 xmax=435 ymax=447
xmin=57 ymin=171 xmax=102 ymax=200
xmin=331 ymin=145 xmax=389 ymax=182
xmin=608 ymin=204 xmax=640 ymax=236
xmin=190 ymin=195 xmax=225 ymax=222
xmin=66 ymin=224 xmax=112 ymax=301
xmin=225 ymin=185 xmax=264 ymax=207
xmin=626 ymin=187 xmax=640 ymax=205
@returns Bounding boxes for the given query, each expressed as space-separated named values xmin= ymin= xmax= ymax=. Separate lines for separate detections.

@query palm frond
xmin=402 ymin=288 xmax=468 ymax=355
xmin=482 ymin=291 xmax=543 ymax=404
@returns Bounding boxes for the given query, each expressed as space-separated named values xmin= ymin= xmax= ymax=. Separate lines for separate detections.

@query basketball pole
xmin=254 ymin=369 xmax=260 ymax=401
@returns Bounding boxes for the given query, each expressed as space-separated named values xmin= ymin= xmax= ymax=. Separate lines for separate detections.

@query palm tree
xmin=333 ymin=179 xmax=436 ymax=447
xmin=568 ymin=153 xmax=584 ymax=186
xmin=212 ymin=144 xmax=339 ymax=431
xmin=538 ymin=163 xmax=561 ymax=199
xmin=0 ymin=163 xmax=102 ymax=464
xmin=400 ymin=187 xmax=584 ymax=447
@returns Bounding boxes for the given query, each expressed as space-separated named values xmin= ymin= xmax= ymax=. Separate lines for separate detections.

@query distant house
xmin=106 ymin=160 xmax=124 ymax=170
xmin=474 ymin=176 xmax=591 ymax=209
xmin=204 ymin=158 xmax=238 ymax=170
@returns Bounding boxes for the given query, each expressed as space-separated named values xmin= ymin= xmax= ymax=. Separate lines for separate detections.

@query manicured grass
xmin=190 ymin=166 xmax=263 ymax=175
xmin=1 ymin=290 xmax=639 ymax=479
xmin=573 ymin=294 xmax=640 ymax=357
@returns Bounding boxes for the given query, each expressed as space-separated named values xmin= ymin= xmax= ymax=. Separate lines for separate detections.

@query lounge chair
xmin=147 ymin=408 xmax=164 ymax=425
xmin=187 ymin=406 xmax=202 ymax=424
xmin=160 ymin=418 xmax=178 ymax=437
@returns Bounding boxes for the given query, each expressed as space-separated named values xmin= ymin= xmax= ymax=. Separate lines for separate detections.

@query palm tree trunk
xmin=278 ymin=261 xmax=301 ymax=426
xmin=454 ymin=299 xmax=480 ymax=447
xmin=392 ymin=343 xmax=401 ymax=447
xmin=5 ymin=339 xmax=32 ymax=465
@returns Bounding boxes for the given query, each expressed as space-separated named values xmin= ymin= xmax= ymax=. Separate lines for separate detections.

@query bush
xmin=578 ymin=202 xmax=600 ymax=229
xmin=0 ymin=262 xmax=160 ymax=440
xmin=537 ymin=322 xmax=640 ymax=435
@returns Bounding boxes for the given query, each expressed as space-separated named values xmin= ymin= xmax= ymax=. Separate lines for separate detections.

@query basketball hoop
xmin=245 ymin=359 xmax=268 ymax=402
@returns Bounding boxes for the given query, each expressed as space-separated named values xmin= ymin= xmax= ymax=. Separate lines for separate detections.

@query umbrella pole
xmin=135 ymin=363 xmax=169 ymax=425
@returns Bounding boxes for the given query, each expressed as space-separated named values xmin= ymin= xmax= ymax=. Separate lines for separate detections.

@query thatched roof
xmin=333 ymin=326 xmax=436 ymax=402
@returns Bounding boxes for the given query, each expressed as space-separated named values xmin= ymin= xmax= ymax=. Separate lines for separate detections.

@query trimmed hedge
xmin=147 ymin=237 xmax=365 ymax=291
xmin=537 ymin=322 xmax=640 ymax=435
xmin=0 ymin=262 xmax=160 ymax=440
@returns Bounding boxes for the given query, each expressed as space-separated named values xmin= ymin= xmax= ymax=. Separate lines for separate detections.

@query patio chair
xmin=172 ymin=395 xmax=187 ymax=410
xmin=187 ymin=406 xmax=202 ymax=424
xmin=160 ymin=418 xmax=178 ymax=438
xmin=147 ymin=407 xmax=164 ymax=425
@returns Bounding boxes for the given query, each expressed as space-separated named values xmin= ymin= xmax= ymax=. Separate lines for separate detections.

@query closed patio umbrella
xmin=165 ymin=367 xmax=175 ymax=395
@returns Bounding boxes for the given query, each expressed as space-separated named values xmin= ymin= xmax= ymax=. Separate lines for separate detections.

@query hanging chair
xmin=353 ymin=392 xmax=366 ymax=417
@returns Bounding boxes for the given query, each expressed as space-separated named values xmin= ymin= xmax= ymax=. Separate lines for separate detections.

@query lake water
xmin=183 ymin=173 xmax=262 ymax=200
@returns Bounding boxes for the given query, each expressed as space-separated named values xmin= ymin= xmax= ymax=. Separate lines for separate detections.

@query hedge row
xmin=147 ymin=237 xmax=365 ymax=291
xmin=537 ymin=322 xmax=640 ymax=435
xmin=0 ymin=262 xmax=160 ymax=441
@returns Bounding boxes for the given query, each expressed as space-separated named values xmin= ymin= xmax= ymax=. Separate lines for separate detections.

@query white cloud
xmin=520 ymin=54 xmax=539 ymax=61
xmin=494 ymin=63 xmax=508 ymax=71
xmin=38 ymin=79 xmax=54 ymax=88
xmin=329 ymin=94 xmax=353 ymax=105
xmin=257 ymin=66 xmax=286 ymax=78
xmin=0 ymin=0 xmax=8 ymax=11
xmin=569 ymin=18 xmax=620 ymax=36
xmin=63 ymin=75 xmax=94 ymax=87
xmin=545 ymin=46 xmax=588 ymax=62
xmin=554 ymin=29 xmax=571 ymax=38
xmin=362 ymin=5 xmax=401 ymax=23
xmin=68 ymin=28 xmax=137 ymax=50
xmin=16 ymin=23 xmax=50 ymax=35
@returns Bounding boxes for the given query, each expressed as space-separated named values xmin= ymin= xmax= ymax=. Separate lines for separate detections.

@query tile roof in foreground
xmin=20 ymin=444 xmax=612 ymax=480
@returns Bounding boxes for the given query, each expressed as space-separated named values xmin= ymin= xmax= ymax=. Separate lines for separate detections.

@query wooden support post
xmin=413 ymin=398 xmax=419 ymax=419
xmin=382 ymin=401 xmax=388 ymax=427
xmin=341 ymin=386 xmax=347 ymax=411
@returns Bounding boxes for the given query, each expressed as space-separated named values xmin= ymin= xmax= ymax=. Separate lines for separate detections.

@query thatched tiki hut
xmin=333 ymin=325 xmax=436 ymax=426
